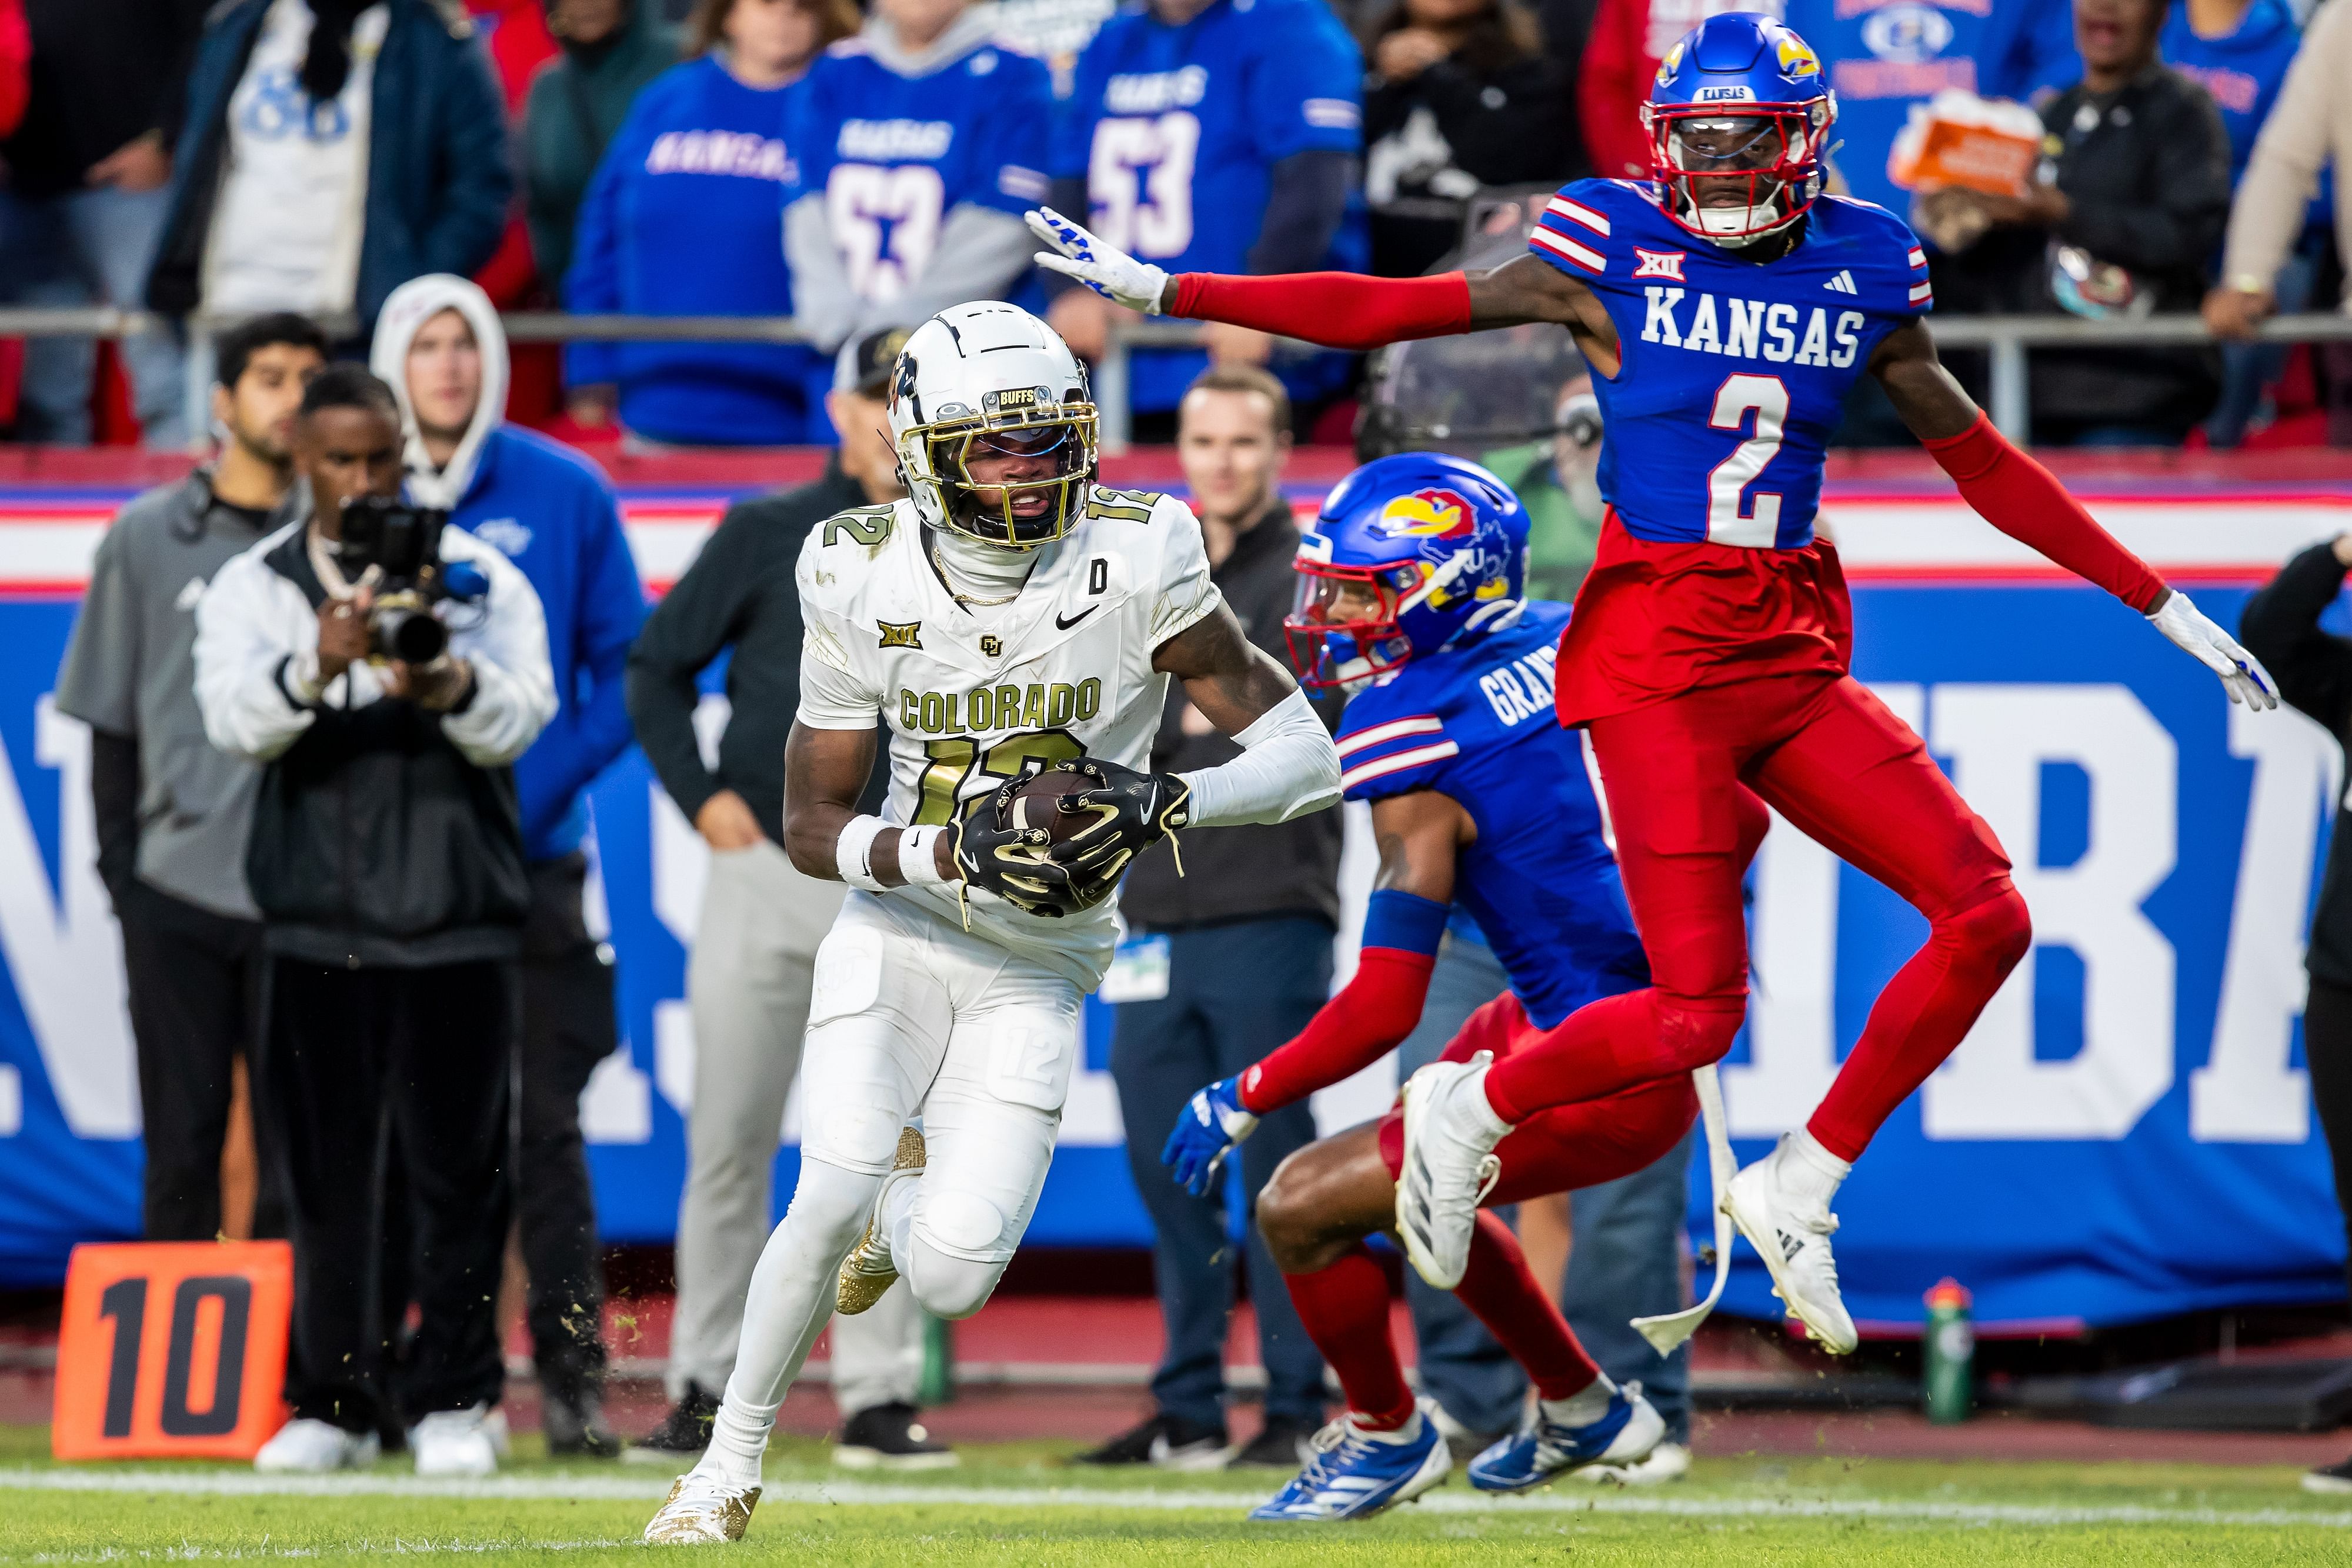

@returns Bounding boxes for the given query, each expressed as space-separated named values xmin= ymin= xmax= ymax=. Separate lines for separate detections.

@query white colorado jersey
xmin=795 ymin=487 xmax=1222 ymax=987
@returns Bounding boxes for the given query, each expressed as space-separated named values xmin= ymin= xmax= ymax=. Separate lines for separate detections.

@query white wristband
xmin=899 ymin=824 xmax=951 ymax=886
xmin=835 ymin=813 xmax=890 ymax=892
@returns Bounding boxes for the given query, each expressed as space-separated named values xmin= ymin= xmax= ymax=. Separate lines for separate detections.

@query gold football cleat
xmin=643 ymin=1475 xmax=761 ymax=1544
xmin=837 ymin=1126 xmax=926 ymax=1315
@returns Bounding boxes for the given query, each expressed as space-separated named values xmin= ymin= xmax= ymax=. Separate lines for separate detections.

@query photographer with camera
xmin=372 ymin=273 xmax=647 ymax=1459
xmin=194 ymin=366 xmax=556 ymax=1479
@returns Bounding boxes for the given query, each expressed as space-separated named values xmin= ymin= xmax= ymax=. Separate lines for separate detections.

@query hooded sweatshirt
xmin=2161 ymin=0 xmax=2301 ymax=185
xmin=372 ymin=274 xmax=647 ymax=862
xmin=564 ymin=51 xmax=820 ymax=444
xmin=522 ymin=0 xmax=679 ymax=288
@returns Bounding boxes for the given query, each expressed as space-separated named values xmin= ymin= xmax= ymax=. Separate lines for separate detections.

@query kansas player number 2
xmin=1706 ymin=373 xmax=1787 ymax=548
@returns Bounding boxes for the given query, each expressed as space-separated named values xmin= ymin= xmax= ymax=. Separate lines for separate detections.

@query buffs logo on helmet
xmin=886 ymin=302 xmax=1102 ymax=549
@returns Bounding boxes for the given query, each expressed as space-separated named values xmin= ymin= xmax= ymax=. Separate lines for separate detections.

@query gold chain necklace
xmin=929 ymin=539 xmax=1027 ymax=609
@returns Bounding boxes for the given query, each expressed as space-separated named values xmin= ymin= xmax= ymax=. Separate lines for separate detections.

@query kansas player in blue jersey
xmin=782 ymin=4 xmax=1054 ymax=351
xmin=1039 ymin=10 xmax=2274 ymax=1358
xmin=1162 ymin=454 xmax=1769 ymax=1520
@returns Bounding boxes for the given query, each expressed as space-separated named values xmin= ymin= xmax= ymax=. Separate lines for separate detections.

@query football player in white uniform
xmin=646 ymin=302 xmax=1342 ymax=1543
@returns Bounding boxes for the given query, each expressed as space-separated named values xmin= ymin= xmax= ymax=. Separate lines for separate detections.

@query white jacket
xmin=194 ymin=516 xmax=558 ymax=769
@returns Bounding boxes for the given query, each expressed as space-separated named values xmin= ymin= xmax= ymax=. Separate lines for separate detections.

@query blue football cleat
xmin=1247 ymin=1402 xmax=1452 ymax=1521
xmin=1467 ymin=1382 xmax=1664 ymax=1493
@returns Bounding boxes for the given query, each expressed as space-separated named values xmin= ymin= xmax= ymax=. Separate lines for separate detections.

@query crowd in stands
xmin=3 ymin=0 xmax=2351 ymax=450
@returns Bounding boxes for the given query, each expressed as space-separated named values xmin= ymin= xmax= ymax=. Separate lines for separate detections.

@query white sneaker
xmin=1724 ymin=1139 xmax=1857 ymax=1355
xmin=254 ymin=1417 xmax=379 ymax=1473
xmin=644 ymin=1472 xmax=763 ymax=1543
xmin=411 ymin=1404 xmax=501 ymax=1478
xmin=1579 ymin=1440 xmax=1692 ymax=1484
xmin=1394 ymin=1054 xmax=1506 ymax=1289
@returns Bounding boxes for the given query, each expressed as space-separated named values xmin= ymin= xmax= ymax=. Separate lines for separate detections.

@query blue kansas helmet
xmin=1644 ymin=12 xmax=1836 ymax=245
xmin=1284 ymin=453 xmax=1528 ymax=693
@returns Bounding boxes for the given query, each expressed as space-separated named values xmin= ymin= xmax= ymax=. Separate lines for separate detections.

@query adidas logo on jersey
xmin=1825 ymin=270 xmax=1859 ymax=295
xmin=1640 ymin=286 xmax=1867 ymax=369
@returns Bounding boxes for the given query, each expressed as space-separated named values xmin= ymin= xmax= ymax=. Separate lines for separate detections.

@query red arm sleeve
xmin=1239 ymin=948 xmax=1437 ymax=1114
xmin=1169 ymin=271 xmax=1473 ymax=352
xmin=1923 ymin=415 xmax=2168 ymax=613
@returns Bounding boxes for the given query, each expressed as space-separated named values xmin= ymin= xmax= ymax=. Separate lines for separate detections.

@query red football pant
xmin=1286 ymin=1219 xmax=1600 ymax=1431
xmin=1482 ymin=672 xmax=2032 ymax=1162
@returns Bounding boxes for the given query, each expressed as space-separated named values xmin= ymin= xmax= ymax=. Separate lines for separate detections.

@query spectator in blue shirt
xmin=1781 ymin=0 xmax=2072 ymax=218
xmin=372 ymin=274 xmax=648 ymax=1459
xmin=2164 ymin=0 xmax=2301 ymax=185
xmin=1047 ymin=0 xmax=1368 ymax=438
xmin=2164 ymin=0 xmax=2310 ymax=447
xmin=565 ymin=0 xmax=861 ymax=445
xmin=781 ymin=0 xmax=1057 ymax=355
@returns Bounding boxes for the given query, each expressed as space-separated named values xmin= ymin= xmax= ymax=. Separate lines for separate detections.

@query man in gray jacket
xmin=54 ymin=312 xmax=326 ymax=1242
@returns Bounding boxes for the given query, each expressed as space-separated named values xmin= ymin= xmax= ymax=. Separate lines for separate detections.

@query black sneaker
xmin=835 ymin=1402 xmax=957 ymax=1470
xmin=1230 ymin=1416 xmax=1322 ymax=1469
xmin=542 ymin=1384 xmax=622 ymax=1459
xmin=2306 ymin=1456 xmax=2352 ymax=1494
xmin=1073 ymin=1412 xmax=1232 ymax=1470
xmin=625 ymin=1383 xmax=720 ymax=1466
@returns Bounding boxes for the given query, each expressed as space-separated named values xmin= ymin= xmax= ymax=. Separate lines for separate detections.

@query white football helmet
xmin=888 ymin=301 xmax=1100 ymax=550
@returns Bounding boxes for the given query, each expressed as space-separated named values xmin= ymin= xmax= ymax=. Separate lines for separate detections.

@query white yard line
xmin=0 ymin=1467 xmax=2347 ymax=1532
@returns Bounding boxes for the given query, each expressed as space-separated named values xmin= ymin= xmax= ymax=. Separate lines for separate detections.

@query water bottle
xmin=1922 ymin=1277 xmax=1973 ymax=1424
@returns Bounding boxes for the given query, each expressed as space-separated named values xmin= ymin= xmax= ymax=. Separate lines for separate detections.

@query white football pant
xmin=703 ymin=891 xmax=1081 ymax=1477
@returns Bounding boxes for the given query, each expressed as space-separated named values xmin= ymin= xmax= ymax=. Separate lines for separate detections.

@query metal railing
xmin=6 ymin=305 xmax=2350 ymax=453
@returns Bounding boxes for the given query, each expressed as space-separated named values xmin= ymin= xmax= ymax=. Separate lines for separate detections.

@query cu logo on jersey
xmin=1372 ymin=488 xmax=1477 ymax=542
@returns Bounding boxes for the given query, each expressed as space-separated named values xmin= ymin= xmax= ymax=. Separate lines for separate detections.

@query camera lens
xmin=375 ymin=608 xmax=449 ymax=665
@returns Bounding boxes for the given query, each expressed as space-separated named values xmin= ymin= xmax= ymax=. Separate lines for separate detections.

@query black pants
xmin=518 ymin=854 xmax=619 ymax=1402
xmin=2306 ymin=976 xmax=2352 ymax=1302
xmin=260 ymin=956 xmax=516 ymax=1433
xmin=1109 ymin=916 xmax=1333 ymax=1430
xmin=118 ymin=882 xmax=284 ymax=1242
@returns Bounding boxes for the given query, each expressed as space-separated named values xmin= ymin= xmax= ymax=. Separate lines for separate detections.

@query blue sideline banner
xmin=0 ymin=484 xmax=2346 ymax=1333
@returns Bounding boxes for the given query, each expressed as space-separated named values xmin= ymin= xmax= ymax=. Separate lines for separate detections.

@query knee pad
xmin=1944 ymin=879 xmax=2033 ymax=976
xmin=1651 ymin=994 xmax=1746 ymax=1074
xmin=902 ymin=1205 xmax=1012 ymax=1320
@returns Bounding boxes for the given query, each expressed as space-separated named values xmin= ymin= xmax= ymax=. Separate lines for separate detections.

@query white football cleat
xmin=411 ymin=1404 xmax=502 ymax=1478
xmin=254 ymin=1417 xmax=379 ymax=1473
xmin=1576 ymin=1439 xmax=1692 ymax=1485
xmin=1394 ymin=1053 xmax=1507 ymax=1289
xmin=1723 ymin=1139 xmax=1857 ymax=1355
xmin=644 ymin=1473 xmax=762 ymax=1544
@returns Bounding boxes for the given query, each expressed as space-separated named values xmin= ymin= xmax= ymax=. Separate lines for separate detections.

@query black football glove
xmin=1047 ymin=758 xmax=1193 ymax=905
xmin=952 ymin=779 xmax=1080 ymax=919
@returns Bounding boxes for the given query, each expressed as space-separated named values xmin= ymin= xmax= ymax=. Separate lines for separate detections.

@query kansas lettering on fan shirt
xmin=785 ymin=35 xmax=1055 ymax=304
xmin=1526 ymin=179 xmax=1929 ymax=551
xmin=1335 ymin=600 xmax=1649 ymax=1030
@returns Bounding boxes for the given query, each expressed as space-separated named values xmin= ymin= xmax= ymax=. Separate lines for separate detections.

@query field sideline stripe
xmin=0 ymin=1469 xmax=2347 ymax=1530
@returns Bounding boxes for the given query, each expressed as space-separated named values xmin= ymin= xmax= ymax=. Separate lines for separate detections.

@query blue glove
xmin=1163 ymin=1076 xmax=1260 ymax=1198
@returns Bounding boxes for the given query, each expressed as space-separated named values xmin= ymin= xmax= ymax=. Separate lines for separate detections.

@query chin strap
xmin=1629 ymin=1064 xmax=1735 ymax=1356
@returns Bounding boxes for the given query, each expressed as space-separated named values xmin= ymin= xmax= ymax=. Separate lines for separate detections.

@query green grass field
xmin=3 ymin=1424 xmax=2347 ymax=1566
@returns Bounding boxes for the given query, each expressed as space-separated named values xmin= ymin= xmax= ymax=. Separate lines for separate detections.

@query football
xmin=1002 ymin=766 xmax=1099 ymax=846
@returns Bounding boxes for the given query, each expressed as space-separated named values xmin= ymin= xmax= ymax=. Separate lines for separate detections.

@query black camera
xmin=337 ymin=496 xmax=451 ymax=665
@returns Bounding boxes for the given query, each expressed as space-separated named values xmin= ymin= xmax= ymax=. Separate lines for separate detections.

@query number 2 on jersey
xmin=1706 ymin=373 xmax=1787 ymax=548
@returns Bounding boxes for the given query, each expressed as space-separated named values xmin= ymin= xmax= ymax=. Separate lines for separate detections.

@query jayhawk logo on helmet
xmin=1774 ymin=32 xmax=1821 ymax=82
xmin=1373 ymin=488 xmax=1479 ymax=542
xmin=1284 ymin=454 xmax=1530 ymax=693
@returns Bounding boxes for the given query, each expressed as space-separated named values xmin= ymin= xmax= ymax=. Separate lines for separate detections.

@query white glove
xmin=1026 ymin=206 xmax=1170 ymax=314
xmin=2150 ymin=589 xmax=2277 ymax=710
